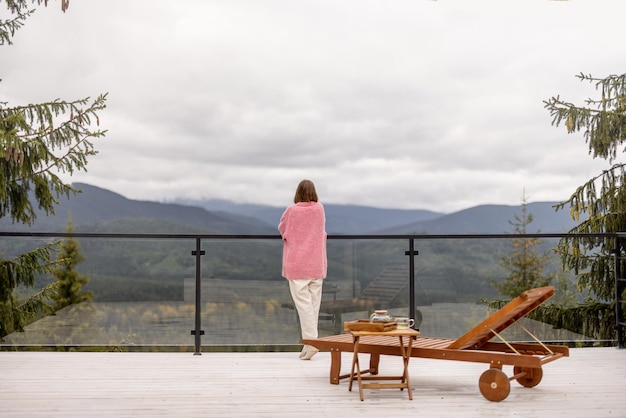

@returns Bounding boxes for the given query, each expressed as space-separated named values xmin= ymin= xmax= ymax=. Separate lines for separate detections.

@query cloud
xmin=2 ymin=0 xmax=625 ymax=212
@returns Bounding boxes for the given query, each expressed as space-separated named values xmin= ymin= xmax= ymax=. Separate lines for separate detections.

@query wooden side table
xmin=348 ymin=328 xmax=420 ymax=401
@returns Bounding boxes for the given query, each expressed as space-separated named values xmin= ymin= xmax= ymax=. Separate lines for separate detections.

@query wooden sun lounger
xmin=303 ymin=286 xmax=569 ymax=402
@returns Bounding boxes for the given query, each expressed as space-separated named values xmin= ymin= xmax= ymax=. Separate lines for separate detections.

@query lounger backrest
xmin=446 ymin=286 xmax=555 ymax=350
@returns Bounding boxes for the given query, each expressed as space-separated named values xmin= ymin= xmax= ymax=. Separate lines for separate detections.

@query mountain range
xmin=0 ymin=183 xmax=579 ymax=235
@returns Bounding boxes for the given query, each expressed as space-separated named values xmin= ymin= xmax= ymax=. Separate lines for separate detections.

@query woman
xmin=278 ymin=179 xmax=327 ymax=360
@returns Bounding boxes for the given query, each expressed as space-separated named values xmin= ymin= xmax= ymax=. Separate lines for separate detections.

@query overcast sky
xmin=3 ymin=0 xmax=626 ymax=212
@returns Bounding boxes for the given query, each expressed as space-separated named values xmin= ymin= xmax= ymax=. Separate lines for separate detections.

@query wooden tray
xmin=344 ymin=320 xmax=397 ymax=332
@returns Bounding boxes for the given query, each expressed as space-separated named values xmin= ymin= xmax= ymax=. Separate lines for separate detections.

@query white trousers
xmin=288 ymin=278 xmax=323 ymax=342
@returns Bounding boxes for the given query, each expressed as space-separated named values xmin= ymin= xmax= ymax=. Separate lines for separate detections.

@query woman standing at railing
xmin=278 ymin=179 xmax=328 ymax=360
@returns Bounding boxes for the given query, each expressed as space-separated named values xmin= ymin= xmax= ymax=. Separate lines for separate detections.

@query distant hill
xmin=381 ymin=202 xmax=579 ymax=234
xmin=174 ymin=198 xmax=444 ymax=234
xmin=0 ymin=183 xmax=276 ymax=234
xmin=0 ymin=183 xmax=579 ymax=235
xmin=177 ymin=199 xmax=578 ymax=235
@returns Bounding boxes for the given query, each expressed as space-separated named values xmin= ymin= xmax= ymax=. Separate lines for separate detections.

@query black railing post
xmin=191 ymin=238 xmax=205 ymax=355
xmin=614 ymin=236 xmax=625 ymax=349
xmin=405 ymin=238 xmax=418 ymax=329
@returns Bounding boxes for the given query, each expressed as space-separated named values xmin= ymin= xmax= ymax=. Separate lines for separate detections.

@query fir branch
xmin=0 ymin=10 xmax=32 ymax=45
xmin=0 ymin=241 xmax=63 ymax=301
xmin=16 ymin=281 xmax=60 ymax=322
xmin=1 ymin=94 xmax=108 ymax=224
xmin=544 ymin=73 xmax=626 ymax=161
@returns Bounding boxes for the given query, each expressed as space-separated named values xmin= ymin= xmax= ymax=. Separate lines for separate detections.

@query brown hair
xmin=293 ymin=179 xmax=318 ymax=203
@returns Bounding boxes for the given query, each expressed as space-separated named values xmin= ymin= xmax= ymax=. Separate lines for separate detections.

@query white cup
xmin=395 ymin=317 xmax=415 ymax=329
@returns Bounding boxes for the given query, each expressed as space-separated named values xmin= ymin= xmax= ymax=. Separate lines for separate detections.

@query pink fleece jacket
xmin=278 ymin=201 xmax=327 ymax=280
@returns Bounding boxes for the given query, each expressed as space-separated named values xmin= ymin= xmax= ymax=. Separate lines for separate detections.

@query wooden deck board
xmin=1 ymin=348 xmax=626 ymax=417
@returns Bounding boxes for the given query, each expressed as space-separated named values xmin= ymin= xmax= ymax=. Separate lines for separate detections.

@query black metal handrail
xmin=1 ymin=231 xmax=624 ymax=351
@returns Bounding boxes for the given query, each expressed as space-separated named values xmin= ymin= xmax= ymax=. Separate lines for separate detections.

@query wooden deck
xmin=2 ymin=347 xmax=625 ymax=417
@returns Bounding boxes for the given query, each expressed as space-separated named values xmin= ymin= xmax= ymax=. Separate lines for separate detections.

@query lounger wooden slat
xmin=446 ymin=286 xmax=555 ymax=350
xmin=303 ymin=286 xmax=569 ymax=402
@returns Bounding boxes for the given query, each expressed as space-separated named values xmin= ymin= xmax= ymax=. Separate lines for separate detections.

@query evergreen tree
xmin=543 ymin=72 xmax=626 ymax=340
xmin=1 ymin=0 xmax=106 ymax=339
xmin=52 ymin=219 xmax=93 ymax=310
xmin=493 ymin=192 xmax=554 ymax=298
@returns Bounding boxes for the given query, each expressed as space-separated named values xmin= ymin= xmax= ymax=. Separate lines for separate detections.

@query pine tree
xmin=51 ymin=219 xmax=93 ymax=311
xmin=543 ymin=72 xmax=626 ymax=340
xmin=1 ymin=0 xmax=106 ymax=339
xmin=493 ymin=192 xmax=554 ymax=298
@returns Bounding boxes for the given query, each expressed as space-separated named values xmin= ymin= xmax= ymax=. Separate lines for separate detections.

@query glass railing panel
xmin=2 ymin=236 xmax=197 ymax=350
xmin=0 ymin=234 xmax=601 ymax=349
xmin=194 ymin=239 xmax=298 ymax=346
xmin=325 ymin=237 xmax=590 ymax=344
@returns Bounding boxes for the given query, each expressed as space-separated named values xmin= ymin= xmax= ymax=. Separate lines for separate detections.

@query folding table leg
xmin=348 ymin=335 xmax=365 ymax=401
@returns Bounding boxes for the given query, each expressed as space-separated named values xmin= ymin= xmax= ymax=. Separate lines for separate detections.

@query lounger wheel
xmin=513 ymin=366 xmax=543 ymax=388
xmin=478 ymin=368 xmax=510 ymax=402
